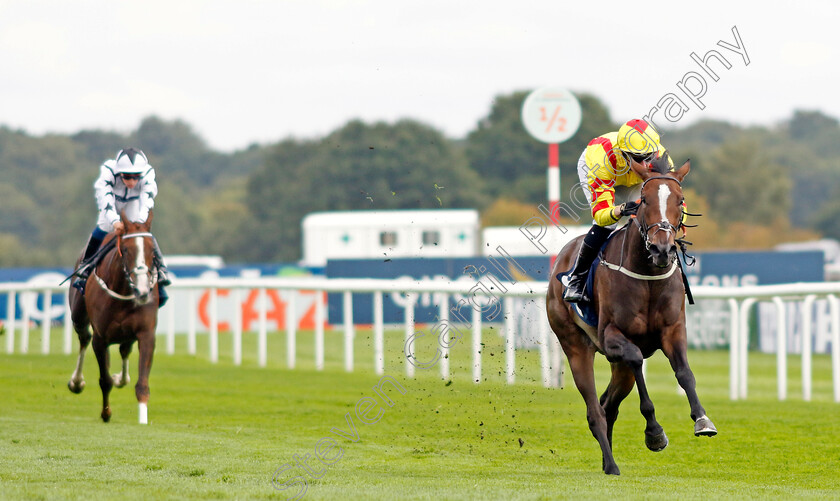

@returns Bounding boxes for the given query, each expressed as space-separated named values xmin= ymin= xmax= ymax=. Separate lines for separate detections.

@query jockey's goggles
xmin=120 ymin=173 xmax=141 ymax=181
xmin=624 ymin=151 xmax=656 ymax=164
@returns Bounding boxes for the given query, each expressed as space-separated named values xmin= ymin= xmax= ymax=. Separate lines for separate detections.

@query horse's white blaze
xmin=134 ymin=237 xmax=150 ymax=295
xmin=657 ymin=184 xmax=672 ymax=234
xmin=138 ymin=402 xmax=148 ymax=424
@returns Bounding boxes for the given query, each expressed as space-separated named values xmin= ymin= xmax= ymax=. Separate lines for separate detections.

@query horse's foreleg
xmin=112 ymin=342 xmax=133 ymax=388
xmin=135 ymin=331 xmax=156 ymax=425
xmin=67 ymin=325 xmax=92 ymax=394
xmin=91 ymin=335 xmax=112 ymax=422
xmin=603 ymin=324 xmax=667 ymax=452
xmin=599 ymin=362 xmax=636 ymax=448
xmin=661 ymin=333 xmax=717 ymax=437
xmin=68 ymin=293 xmax=92 ymax=394
xmin=565 ymin=343 xmax=620 ymax=475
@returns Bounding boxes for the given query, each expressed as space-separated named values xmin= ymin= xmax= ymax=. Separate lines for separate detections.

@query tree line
xmin=0 ymin=92 xmax=837 ymax=267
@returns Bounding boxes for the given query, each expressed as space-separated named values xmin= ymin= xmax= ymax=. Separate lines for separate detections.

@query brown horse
xmin=546 ymin=156 xmax=716 ymax=475
xmin=68 ymin=211 xmax=160 ymax=424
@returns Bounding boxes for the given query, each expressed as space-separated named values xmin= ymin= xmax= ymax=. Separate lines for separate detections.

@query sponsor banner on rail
xmin=0 ymin=264 xmax=323 ymax=334
xmin=0 ymin=250 xmax=828 ymax=352
xmin=325 ymin=255 xmax=551 ymax=325
xmin=327 ymin=250 xmax=827 ymax=351
xmin=685 ymin=250 xmax=827 ymax=353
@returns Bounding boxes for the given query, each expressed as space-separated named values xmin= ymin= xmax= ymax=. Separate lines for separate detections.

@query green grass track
xmin=0 ymin=326 xmax=838 ymax=500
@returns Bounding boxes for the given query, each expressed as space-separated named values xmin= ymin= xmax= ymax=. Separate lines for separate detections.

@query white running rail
xmin=1 ymin=278 xmax=839 ymax=401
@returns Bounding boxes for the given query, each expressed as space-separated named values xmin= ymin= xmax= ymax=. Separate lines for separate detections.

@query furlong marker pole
xmin=548 ymin=143 xmax=560 ymax=269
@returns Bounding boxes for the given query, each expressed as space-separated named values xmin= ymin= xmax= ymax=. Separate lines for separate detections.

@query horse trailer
xmin=301 ymin=209 xmax=480 ymax=267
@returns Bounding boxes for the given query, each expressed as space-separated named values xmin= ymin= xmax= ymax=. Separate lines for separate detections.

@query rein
xmin=95 ymin=231 xmax=158 ymax=302
xmin=600 ymin=175 xmax=698 ymax=289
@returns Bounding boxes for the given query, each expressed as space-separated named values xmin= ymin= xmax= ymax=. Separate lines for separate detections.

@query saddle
xmin=556 ymin=223 xmax=696 ymax=328
xmin=61 ymin=238 xmax=118 ymax=285
xmin=556 ymin=229 xmax=623 ymax=327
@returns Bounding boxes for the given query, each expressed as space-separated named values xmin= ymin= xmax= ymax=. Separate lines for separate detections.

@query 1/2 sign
xmin=521 ymin=87 xmax=582 ymax=144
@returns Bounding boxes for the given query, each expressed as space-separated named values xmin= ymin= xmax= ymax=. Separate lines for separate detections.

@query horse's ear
xmin=636 ymin=163 xmax=655 ymax=181
xmin=146 ymin=209 xmax=154 ymax=229
xmin=120 ymin=209 xmax=128 ymax=225
xmin=674 ymin=159 xmax=691 ymax=182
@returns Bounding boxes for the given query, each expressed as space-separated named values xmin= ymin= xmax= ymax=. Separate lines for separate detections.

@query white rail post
xmin=209 ymin=288 xmax=219 ymax=363
xmin=404 ymin=293 xmax=415 ymax=378
xmin=63 ymin=291 xmax=72 ymax=355
xmin=6 ymin=291 xmax=16 ymax=354
xmin=504 ymin=297 xmax=515 ymax=385
xmin=166 ymin=296 xmax=176 ymax=355
xmin=343 ymin=291 xmax=354 ymax=372
xmin=21 ymin=293 xmax=30 ymax=354
xmin=739 ymin=298 xmax=756 ymax=399
xmin=828 ymin=294 xmax=840 ymax=403
xmin=472 ymin=306 xmax=482 ymax=383
xmin=773 ymin=296 xmax=787 ymax=401
xmin=728 ymin=298 xmax=739 ymax=400
xmin=801 ymin=295 xmax=816 ymax=401
xmin=539 ymin=318 xmax=551 ymax=388
xmin=539 ymin=315 xmax=551 ymax=388
xmin=232 ymin=288 xmax=242 ymax=366
xmin=257 ymin=288 xmax=267 ymax=367
xmin=551 ymin=331 xmax=563 ymax=388
xmin=438 ymin=294 xmax=450 ymax=381
xmin=286 ymin=291 xmax=297 ymax=369
xmin=41 ymin=290 xmax=51 ymax=355
xmin=315 ymin=290 xmax=324 ymax=371
xmin=373 ymin=291 xmax=384 ymax=375
xmin=187 ymin=289 xmax=196 ymax=355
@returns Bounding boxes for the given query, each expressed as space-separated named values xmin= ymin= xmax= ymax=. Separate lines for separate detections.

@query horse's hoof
xmin=112 ymin=373 xmax=129 ymax=388
xmin=694 ymin=415 xmax=718 ymax=437
xmin=67 ymin=380 xmax=85 ymax=394
xmin=646 ymin=431 xmax=669 ymax=451
xmin=101 ymin=408 xmax=111 ymax=423
xmin=603 ymin=463 xmax=621 ymax=475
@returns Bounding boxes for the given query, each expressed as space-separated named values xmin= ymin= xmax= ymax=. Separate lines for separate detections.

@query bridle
xmin=94 ymin=231 xmax=158 ymax=301
xmin=600 ymin=171 xmax=700 ymax=304
xmin=634 ymin=175 xmax=685 ymax=259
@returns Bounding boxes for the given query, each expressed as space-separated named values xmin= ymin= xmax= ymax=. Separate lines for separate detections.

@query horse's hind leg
xmin=135 ymin=330 xmax=156 ymax=425
xmin=564 ymin=342 xmax=620 ymax=475
xmin=112 ymin=342 xmax=133 ymax=388
xmin=661 ymin=332 xmax=717 ymax=437
xmin=91 ymin=335 xmax=113 ymax=422
xmin=603 ymin=324 xmax=668 ymax=452
xmin=599 ymin=362 xmax=636 ymax=448
xmin=68 ymin=296 xmax=91 ymax=394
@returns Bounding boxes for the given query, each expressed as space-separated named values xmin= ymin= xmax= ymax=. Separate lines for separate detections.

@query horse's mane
xmin=650 ymin=151 xmax=672 ymax=174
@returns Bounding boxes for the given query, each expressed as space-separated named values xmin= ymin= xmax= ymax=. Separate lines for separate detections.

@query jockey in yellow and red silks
xmin=562 ymin=119 xmax=674 ymax=303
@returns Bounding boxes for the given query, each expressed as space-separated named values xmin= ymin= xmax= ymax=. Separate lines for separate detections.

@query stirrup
xmin=157 ymin=267 xmax=171 ymax=287
xmin=72 ymin=277 xmax=87 ymax=295
xmin=562 ymin=276 xmax=589 ymax=303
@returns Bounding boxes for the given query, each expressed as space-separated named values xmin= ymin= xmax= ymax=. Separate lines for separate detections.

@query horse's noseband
xmin=120 ymin=232 xmax=158 ymax=294
xmin=636 ymin=176 xmax=683 ymax=260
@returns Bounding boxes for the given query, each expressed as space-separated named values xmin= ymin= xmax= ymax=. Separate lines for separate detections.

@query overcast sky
xmin=1 ymin=0 xmax=837 ymax=152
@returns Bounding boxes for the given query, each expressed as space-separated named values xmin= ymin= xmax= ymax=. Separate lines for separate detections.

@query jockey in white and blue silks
xmin=95 ymin=149 xmax=157 ymax=233
xmin=73 ymin=148 xmax=170 ymax=302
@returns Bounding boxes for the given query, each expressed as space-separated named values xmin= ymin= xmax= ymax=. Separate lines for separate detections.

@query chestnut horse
xmin=68 ymin=211 xmax=160 ymax=424
xmin=546 ymin=156 xmax=716 ymax=475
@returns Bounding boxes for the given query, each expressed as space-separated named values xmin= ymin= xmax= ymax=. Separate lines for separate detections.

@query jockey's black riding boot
xmin=562 ymin=224 xmax=612 ymax=303
xmin=72 ymin=230 xmax=106 ymax=295
xmin=158 ymin=284 xmax=169 ymax=308
xmin=151 ymin=240 xmax=171 ymax=287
